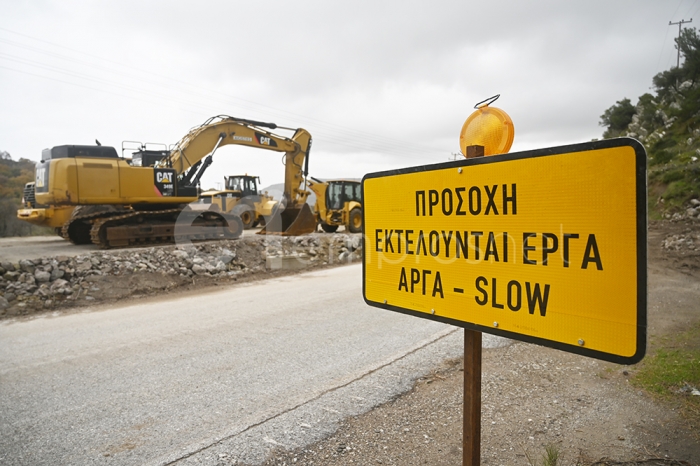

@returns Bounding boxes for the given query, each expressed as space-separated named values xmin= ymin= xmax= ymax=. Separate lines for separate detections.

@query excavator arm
xmin=160 ymin=115 xmax=312 ymax=209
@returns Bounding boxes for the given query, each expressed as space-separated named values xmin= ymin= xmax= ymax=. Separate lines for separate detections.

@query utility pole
xmin=669 ymin=18 xmax=693 ymax=68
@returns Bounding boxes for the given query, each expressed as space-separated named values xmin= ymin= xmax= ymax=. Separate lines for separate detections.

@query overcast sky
xmin=1 ymin=0 xmax=698 ymax=190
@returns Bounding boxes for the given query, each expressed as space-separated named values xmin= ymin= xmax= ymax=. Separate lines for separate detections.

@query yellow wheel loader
xmin=24 ymin=115 xmax=317 ymax=248
xmin=199 ymin=175 xmax=277 ymax=229
xmin=308 ymin=178 xmax=362 ymax=233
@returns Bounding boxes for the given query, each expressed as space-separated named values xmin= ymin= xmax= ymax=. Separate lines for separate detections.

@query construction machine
xmin=16 ymin=182 xmax=74 ymax=235
xmin=308 ymin=178 xmax=362 ymax=233
xmin=198 ymin=175 xmax=277 ymax=229
xmin=27 ymin=115 xmax=317 ymax=248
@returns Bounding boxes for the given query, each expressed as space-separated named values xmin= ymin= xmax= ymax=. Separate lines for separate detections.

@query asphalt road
xmin=0 ymin=264 xmax=510 ymax=465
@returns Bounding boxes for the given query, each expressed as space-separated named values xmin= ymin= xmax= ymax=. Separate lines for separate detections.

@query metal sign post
xmin=463 ymin=328 xmax=482 ymax=465
xmin=463 ymin=145 xmax=484 ymax=465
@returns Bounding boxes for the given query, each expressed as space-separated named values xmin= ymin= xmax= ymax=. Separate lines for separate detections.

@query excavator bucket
xmin=258 ymin=202 xmax=317 ymax=236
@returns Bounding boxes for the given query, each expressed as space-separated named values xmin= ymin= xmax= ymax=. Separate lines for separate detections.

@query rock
xmin=345 ymin=237 xmax=360 ymax=251
xmin=172 ymin=250 xmax=189 ymax=260
xmin=192 ymin=264 xmax=207 ymax=275
xmin=34 ymin=270 xmax=51 ymax=283
xmin=4 ymin=293 xmax=16 ymax=302
xmin=35 ymin=284 xmax=50 ymax=297
xmin=690 ymin=199 xmax=700 ymax=207
xmin=219 ymin=249 xmax=235 ymax=264
xmin=1 ymin=261 xmax=15 ymax=272
xmin=0 ymin=296 xmax=8 ymax=311
xmin=19 ymin=274 xmax=36 ymax=285
xmin=3 ymin=271 xmax=20 ymax=282
xmin=19 ymin=260 xmax=36 ymax=274
xmin=214 ymin=261 xmax=227 ymax=273
xmin=76 ymin=262 xmax=92 ymax=273
xmin=50 ymin=268 xmax=65 ymax=281
xmin=50 ymin=279 xmax=69 ymax=291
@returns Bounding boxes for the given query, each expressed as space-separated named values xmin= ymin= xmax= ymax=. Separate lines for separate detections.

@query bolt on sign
xmin=362 ymin=138 xmax=647 ymax=364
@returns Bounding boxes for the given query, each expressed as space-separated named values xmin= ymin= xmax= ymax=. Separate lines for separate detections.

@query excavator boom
xmin=161 ymin=115 xmax=316 ymax=236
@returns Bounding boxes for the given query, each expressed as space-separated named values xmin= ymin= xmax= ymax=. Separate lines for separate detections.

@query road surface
xmin=0 ymin=228 xmax=263 ymax=263
xmin=0 ymin=264 xmax=509 ymax=465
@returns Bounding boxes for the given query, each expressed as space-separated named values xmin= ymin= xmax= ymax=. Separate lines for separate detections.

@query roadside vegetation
xmin=632 ymin=323 xmax=700 ymax=436
xmin=0 ymin=150 xmax=52 ymax=237
xmin=599 ymin=27 xmax=700 ymax=219
xmin=599 ymin=26 xmax=700 ymax=458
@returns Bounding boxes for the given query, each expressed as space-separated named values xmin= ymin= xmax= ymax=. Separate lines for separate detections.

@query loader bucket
xmin=258 ymin=202 xmax=317 ymax=236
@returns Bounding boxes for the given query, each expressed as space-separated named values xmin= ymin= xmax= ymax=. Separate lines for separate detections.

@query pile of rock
xmin=662 ymin=232 xmax=699 ymax=252
xmin=0 ymin=233 xmax=363 ymax=317
xmin=664 ymin=199 xmax=700 ymax=221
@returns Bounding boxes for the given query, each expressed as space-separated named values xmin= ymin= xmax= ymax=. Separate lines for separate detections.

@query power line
xmin=0 ymin=27 xmax=451 ymax=157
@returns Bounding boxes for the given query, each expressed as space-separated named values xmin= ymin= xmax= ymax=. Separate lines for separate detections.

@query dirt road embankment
xmin=0 ymin=233 xmax=362 ymax=319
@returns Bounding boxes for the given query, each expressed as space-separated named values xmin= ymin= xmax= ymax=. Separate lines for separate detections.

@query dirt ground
xmin=248 ymin=219 xmax=700 ymax=466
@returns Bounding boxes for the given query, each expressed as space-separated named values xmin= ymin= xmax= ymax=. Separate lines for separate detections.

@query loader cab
xmin=326 ymin=180 xmax=362 ymax=211
xmin=224 ymin=175 xmax=260 ymax=198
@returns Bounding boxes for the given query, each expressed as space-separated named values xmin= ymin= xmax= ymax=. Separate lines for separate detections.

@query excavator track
xmin=61 ymin=208 xmax=130 ymax=245
xmin=88 ymin=208 xmax=243 ymax=249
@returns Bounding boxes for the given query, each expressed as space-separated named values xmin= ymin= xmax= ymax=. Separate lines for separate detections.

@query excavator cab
xmin=131 ymin=149 xmax=169 ymax=167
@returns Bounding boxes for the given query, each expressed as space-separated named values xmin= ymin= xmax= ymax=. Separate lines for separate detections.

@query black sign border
xmin=362 ymin=137 xmax=647 ymax=365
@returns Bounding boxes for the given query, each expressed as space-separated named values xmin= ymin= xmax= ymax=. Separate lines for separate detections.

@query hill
xmin=599 ymin=27 xmax=700 ymax=219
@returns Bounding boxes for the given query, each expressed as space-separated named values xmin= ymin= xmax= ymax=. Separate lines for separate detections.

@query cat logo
xmin=255 ymin=132 xmax=278 ymax=147
xmin=156 ymin=171 xmax=173 ymax=183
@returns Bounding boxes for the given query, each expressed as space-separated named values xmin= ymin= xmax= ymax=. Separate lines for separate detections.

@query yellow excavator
xmin=198 ymin=175 xmax=277 ymax=229
xmin=308 ymin=178 xmax=362 ymax=233
xmin=27 ymin=115 xmax=317 ymax=248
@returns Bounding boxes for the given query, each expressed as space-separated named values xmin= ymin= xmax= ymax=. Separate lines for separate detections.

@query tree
xmin=599 ymin=98 xmax=636 ymax=138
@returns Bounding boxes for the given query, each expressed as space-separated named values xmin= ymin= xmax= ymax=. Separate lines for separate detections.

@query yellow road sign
xmin=362 ymin=138 xmax=647 ymax=364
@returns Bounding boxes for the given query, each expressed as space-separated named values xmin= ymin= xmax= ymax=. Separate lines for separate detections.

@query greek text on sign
xmin=362 ymin=138 xmax=647 ymax=364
